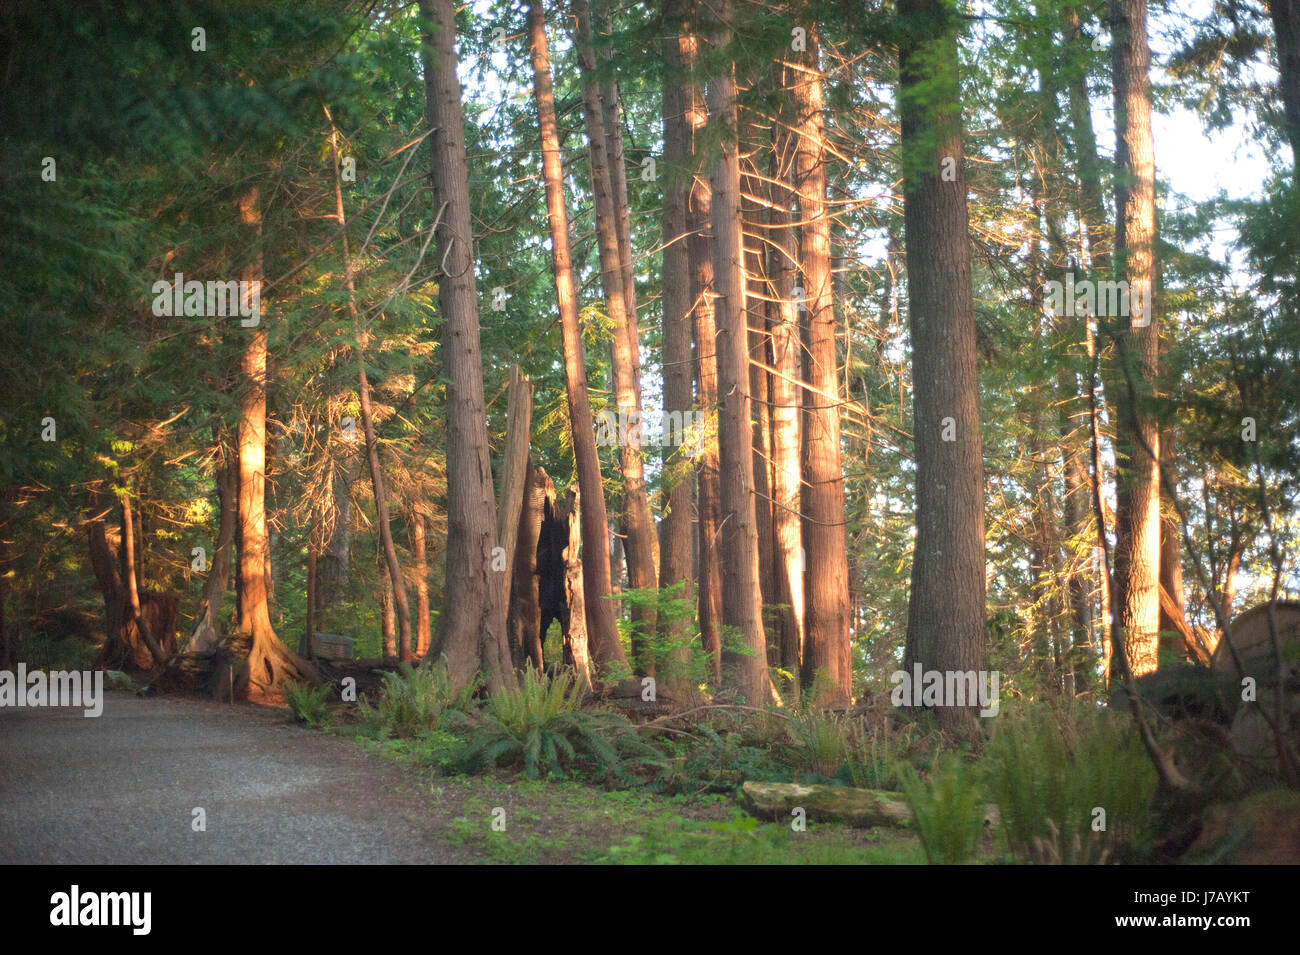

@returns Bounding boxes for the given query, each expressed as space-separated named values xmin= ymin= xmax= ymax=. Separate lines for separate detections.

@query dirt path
xmin=0 ymin=691 xmax=474 ymax=864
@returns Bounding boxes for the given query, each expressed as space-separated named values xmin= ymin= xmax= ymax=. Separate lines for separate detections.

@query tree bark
xmin=1065 ymin=5 xmax=1111 ymax=686
xmin=559 ymin=486 xmax=594 ymax=691
xmin=1158 ymin=427 xmax=1189 ymax=659
xmin=1268 ymin=0 xmax=1300 ymax=168
xmin=419 ymin=0 xmax=515 ymax=692
xmin=740 ymin=69 xmax=777 ymax=663
xmin=899 ymin=0 xmax=987 ymax=732
xmin=326 ymin=115 xmax=414 ymax=665
xmin=682 ymin=15 xmax=723 ymax=685
xmin=1109 ymin=0 xmax=1161 ymax=681
xmin=413 ymin=503 xmax=431 ymax=659
xmin=120 ymin=487 xmax=168 ymax=667
xmin=793 ymin=25 xmax=851 ymax=706
xmin=707 ymin=0 xmax=770 ymax=704
xmin=303 ymin=531 xmax=317 ymax=660
xmin=658 ymin=4 xmax=696 ymax=692
xmin=188 ymin=449 xmax=236 ymax=655
xmin=769 ymin=86 xmax=805 ymax=680
xmin=381 ymin=558 xmax=396 ymax=661
xmin=509 ymin=462 xmax=548 ymax=670
xmin=496 ymin=365 xmax=533 ymax=612
xmin=526 ymin=0 xmax=628 ymax=680
xmin=570 ymin=0 xmax=658 ymax=667
xmin=316 ymin=469 xmax=351 ymax=615
xmin=235 ymin=185 xmax=317 ymax=695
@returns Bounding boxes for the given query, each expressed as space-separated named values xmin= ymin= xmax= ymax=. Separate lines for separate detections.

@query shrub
xmin=361 ymin=661 xmax=476 ymax=738
xmin=789 ymin=710 xmax=852 ymax=779
xmin=285 ymin=680 xmax=331 ymax=728
xmin=459 ymin=667 xmax=665 ymax=781
xmin=846 ymin=722 xmax=906 ymax=792
xmin=984 ymin=705 xmax=1157 ymax=864
xmin=900 ymin=752 xmax=986 ymax=864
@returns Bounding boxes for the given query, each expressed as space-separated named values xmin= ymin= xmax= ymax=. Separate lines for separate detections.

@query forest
xmin=0 ymin=0 xmax=1297 ymax=870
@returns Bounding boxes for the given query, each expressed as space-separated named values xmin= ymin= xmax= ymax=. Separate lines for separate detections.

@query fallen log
xmin=740 ymin=781 xmax=913 ymax=828
xmin=740 ymin=781 xmax=1001 ymax=831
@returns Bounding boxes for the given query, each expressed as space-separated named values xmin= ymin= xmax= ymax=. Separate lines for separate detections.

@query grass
xmin=441 ymin=779 xmax=927 ymax=865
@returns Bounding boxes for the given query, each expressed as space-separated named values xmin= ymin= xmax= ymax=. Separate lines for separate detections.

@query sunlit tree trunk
xmin=740 ymin=70 xmax=776 ymax=662
xmin=527 ymin=0 xmax=627 ymax=680
xmin=707 ymin=0 xmax=769 ymax=704
xmin=792 ymin=25 xmax=851 ymax=706
xmin=683 ymin=19 xmax=723 ymax=684
xmin=769 ymin=96 xmax=805 ymax=680
xmin=413 ymin=504 xmax=431 ymax=659
xmin=571 ymin=0 xmax=657 ymax=667
xmin=235 ymin=185 xmax=317 ymax=694
xmin=1109 ymin=0 xmax=1161 ymax=680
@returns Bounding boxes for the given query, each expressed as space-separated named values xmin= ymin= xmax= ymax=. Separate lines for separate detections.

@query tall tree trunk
xmin=526 ymin=0 xmax=627 ymax=680
xmin=1268 ymin=0 xmax=1300 ymax=168
xmin=1065 ymin=4 xmax=1111 ymax=686
xmin=769 ymin=95 xmax=805 ymax=681
xmin=120 ymin=487 xmax=168 ymax=667
xmin=381 ymin=558 xmax=396 ymax=661
xmin=88 ymin=492 xmax=127 ymax=665
xmin=509 ymin=462 xmax=548 ymax=670
xmin=419 ymin=0 xmax=515 ymax=692
xmin=658 ymin=3 xmax=696 ymax=692
xmin=188 ymin=449 xmax=236 ymax=655
xmin=1066 ymin=6 xmax=1110 ymax=270
xmin=1033 ymin=27 xmax=1095 ymax=695
xmin=0 ymin=519 xmax=8 ymax=671
xmin=1158 ymin=426 xmax=1189 ymax=658
xmin=235 ymin=186 xmax=316 ymax=695
xmin=303 ymin=531 xmax=317 ymax=660
xmin=327 ymin=114 xmax=414 ymax=665
xmin=740 ymin=70 xmax=776 ymax=663
xmin=792 ymin=25 xmax=851 ymax=706
xmin=496 ymin=365 xmax=533 ymax=616
xmin=413 ymin=504 xmax=431 ymax=659
xmin=571 ymin=0 xmax=658 ymax=666
xmin=706 ymin=0 xmax=769 ymax=704
xmin=682 ymin=15 xmax=723 ymax=685
xmin=899 ymin=0 xmax=987 ymax=732
xmin=316 ymin=468 xmax=351 ymax=615
xmin=558 ymin=486 xmax=594 ymax=691
xmin=1109 ymin=0 xmax=1161 ymax=681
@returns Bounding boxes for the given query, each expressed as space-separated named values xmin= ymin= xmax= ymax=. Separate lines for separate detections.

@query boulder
xmin=1212 ymin=600 xmax=1300 ymax=679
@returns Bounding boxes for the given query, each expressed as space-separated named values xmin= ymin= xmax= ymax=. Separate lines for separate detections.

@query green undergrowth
xmin=440 ymin=779 xmax=926 ymax=865
xmin=308 ymin=664 xmax=1194 ymax=864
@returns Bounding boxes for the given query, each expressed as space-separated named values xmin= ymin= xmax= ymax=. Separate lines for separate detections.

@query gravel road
xmin=0 ymin=691 xmax=469 ymax=864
